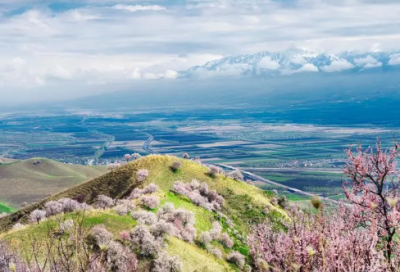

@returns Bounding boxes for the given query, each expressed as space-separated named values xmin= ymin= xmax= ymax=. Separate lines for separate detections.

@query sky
xmin=0 ymin=0 xmax=400 ymax=104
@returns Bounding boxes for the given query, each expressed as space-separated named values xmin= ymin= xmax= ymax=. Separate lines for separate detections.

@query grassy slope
xmin=0 ymin=158 xmax=107 ymax=208
xmin=0 ymin=155 xmax=286 ymax=272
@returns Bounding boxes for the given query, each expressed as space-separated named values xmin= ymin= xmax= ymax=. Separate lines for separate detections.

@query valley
xmin=1 ymin=108 xmax=398 ymax=204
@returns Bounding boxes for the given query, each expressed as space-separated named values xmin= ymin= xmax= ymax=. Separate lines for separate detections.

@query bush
xmin=106 ymin=241 xmax=138 ymax=272
xmin=132 ymin=153 xmax=141 ymax=160
xmin=277 ymin=195 xmax=289 ymax=209
xmin=226 ymin=251 xmax=245 ymax=269
xmin=132 ymin=211 xmax=157 ymax=225
xmin=209 ymin=221 xmax=222 ymax=240
xmin=140 ymin=195 xmax=160 ymax=209
xmin=172 ymin=181 xmax=224 ymax=211
xmin=30 ymin=209 xmax=46 ymax=224
xmin=59 ymin=219 xmax=74 ymax=232
xmin=58 ymin=198 xmax=81 ymax=213
xmin=182 ymin=153 xmax=190 ymax=159
xmin=170 ymin=161 xmax=182 ymax=172
xmin=130 ymin=225 xmax=162 ymax=257
xmin=208 ymin=165 xmax=222 ymax=178
xmin=136 ymin=169 xmax=149 ymax=182
xmin=143 ymin=183 xmax=158 ymax=194
xmin=96 ymin=195 xmax=115 ymax=209
xmin=200 ymin=231 xmax=212 ymax=245
xmin=152 ymin=252 xmax=182 ymax=272
xmin=220 ymin=233 xmax=234 ymax=248
xmin=227 ymin=170 xmax=244 ymax=181
xmin=45 ymin=201 xmax=63 ymax=216
xmin=211 ymin=247 xmax=223 ymax=259
xmin=180 ymin=225 xmax=196 ymax=244
xmin=87 ymin=225 xmax=114 ymax=250
xmin=150 ymin=220 xmax=176 ymax=238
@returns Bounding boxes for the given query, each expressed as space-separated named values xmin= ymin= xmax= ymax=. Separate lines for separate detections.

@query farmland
xmin=0 ymin=108 xmax=398 ymax=199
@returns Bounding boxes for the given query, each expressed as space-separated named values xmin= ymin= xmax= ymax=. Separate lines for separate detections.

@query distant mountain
xmin=182 ymin=49 xmax=400 ymax=78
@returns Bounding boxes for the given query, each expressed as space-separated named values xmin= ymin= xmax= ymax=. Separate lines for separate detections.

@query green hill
xmin=0 ymin=155 xmax=286 ymax=272
xmin=0 ymin=158 xmax=107 ymax=212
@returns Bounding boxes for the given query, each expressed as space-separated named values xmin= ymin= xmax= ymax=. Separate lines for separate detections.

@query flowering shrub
xmin=172 ymin=181 xmax=224 ymax=211
xmin=59 ymin=219 xmax=74 ymax=232
xmin=200 ymin=231 xmax=212 ymax=245
xmin=220 ymin=233 xmax=234 ymax=249
xmin=208 ymin=165 xmax=222 ymax=178
xmin=132 ymin=153 xmax=141 ymax=160
xmin=152 ymin=252 xmax=182 ymax=272
xmin=226 ymin=251 xmax=245 ymax=269
xmin=182 ymin=153 xmax=190 ymax=159
xmin=106 ymin=241 xmax=138 ymax=272
xmin=227 ymin=169 xmax=244 ymax=181
xmin=96 ymin=195 xmax=115 ymax=209
xmin=132 ymin=211 xmax=158 ymax=225
xmin=209 ymin=221 xmax=222 ymax=240
xmin=29 ymin=209 xmax=46 ymax=223
xmin=140 ymin=195 xmax=160 ymax=209
xmin=130 ymin=225 xmax=162 ymax=257
xmin=136 ymin=169 xmax=149 ymax=182
xmin=170 ymin=161 xmax=182 ymax=172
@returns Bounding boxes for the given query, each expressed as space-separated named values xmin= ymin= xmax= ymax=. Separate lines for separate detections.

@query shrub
xmin=132 ymin=153 xmax=141 ymax=160
xmin=87 ymin=225 xmax=113 ymax=250
xmin=172 ymin=181 xmax=224 ymax=211
xmin=136 ymin=169 xmax=149 ymax=182
xmin=277 ymin=195 xmax=289 ymax=209
xmin=96 ymin=195 xmax=115 ymax=209
xmin=30 ymin=209 xmax=46 ymax=223
xmin=107 ymin=163 xmax=121 ymax=171
xmin=124 ymin=154 xmax=132 ymax=162
xmin=132 ymin=211 xmax=157 ymax=225
xmin=208 ymin=165 xmax=221 ymax=177
xmin=143 ymin=183 xmax=158 ymax=194
xmin=152 ymin=252 xmax=182 ymax=272
xmin=181 ymin=225 xmax=196 ymax=244
xmin=45 ymin=201 xmax=63 ymax=216
xmin=220 ymin=233 xmax=234 ymax=248
xmin=226 ymin=251 xmax=245 ymax=269
xmin=209 ymin=221 xmax=222 ymax=240
xmin=106 ymin=241 xmax=138 ymax=272
xmin=58 ymin=198 xmax=81 ymax=213
xmin=211 ymin=247 xmax=223 ymax=259
xmin=150 ymin=220 xmax=176 ymax=238
xmin=140 ymin=195 xmax=160 ymax=209
xmin=119 ymin=230 xmax=131 ymax=242
xmin=59 ymin=219 xmax=74 ymax=232
xmin=200 ymin=231 xmax=212 ymax=245
xmin=130 ymin=225 xmax=162 ymax=257
xmin=227 ymin=169 xmax=244 ymax=181
xmin=114 ymin=205 xmax=129 ymax=216
xmin=170 ymin=161 xmax=182 ymax=172
xmin=182 ymin=153 xmax=190 ymax=159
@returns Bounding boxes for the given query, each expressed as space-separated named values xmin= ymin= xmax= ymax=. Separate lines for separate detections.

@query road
xmin=217 ymin=164 xmax=344 ymax=206
xmin=142 ymin=133 xmax=155 ymax=154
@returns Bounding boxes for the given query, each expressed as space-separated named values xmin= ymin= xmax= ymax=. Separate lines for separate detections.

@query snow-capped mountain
xmin=181 ymin=49 xmax=400 ymax=78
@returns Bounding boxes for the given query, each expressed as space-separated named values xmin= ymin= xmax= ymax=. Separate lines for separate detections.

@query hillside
xmin=0 ymin=155 xmax=286 ymax=272
xmin=0 ymin=158 xmax=107 ymax=212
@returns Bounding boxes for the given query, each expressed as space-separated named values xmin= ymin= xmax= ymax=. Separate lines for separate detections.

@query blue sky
xmin=0 ymin=0 xmax=400 ymax=103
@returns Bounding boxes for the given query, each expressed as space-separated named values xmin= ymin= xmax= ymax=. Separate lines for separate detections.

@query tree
xmin=343 ymin=140 xmax=400 ymax=271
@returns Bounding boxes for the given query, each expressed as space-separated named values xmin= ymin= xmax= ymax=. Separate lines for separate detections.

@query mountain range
xmin=182 ymin=49 xmax=400 ymax=78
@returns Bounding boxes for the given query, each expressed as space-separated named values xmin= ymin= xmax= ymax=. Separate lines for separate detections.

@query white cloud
xmin=285 ymin=63 xmax=319 ymax=74
xmin=389 ymin=54 xmax=400 ymax=65
xmin=164 ymin=69 xmax=178 ymax=79
xmin=0 ymin=0 xmax=400 ymax=102
xmin=354 ymin=55 xmax=382 ymax=68
xmin=113 ymin=4 xmax=166 ymax=12
xmin=258 ymin=57 xmax=280 ymax=70
xmin=321 ymin=60 xmax=354 ymax=72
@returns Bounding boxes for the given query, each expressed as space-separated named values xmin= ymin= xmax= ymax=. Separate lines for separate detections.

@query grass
xmin=0 ymin=158 xmax=107 ymax=208
xmin=167 ymin=237 xmax=237 ymax=272
xmin=282 ymin=193 xmax=310 ymax=202
xmin=160 ymin=192 xmax=214 ymax=233
xmin=264 ymin=175 xmax=292 ymax=182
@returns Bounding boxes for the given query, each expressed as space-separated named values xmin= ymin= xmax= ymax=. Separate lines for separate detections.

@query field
xmin=0 ymin=109 xmax=399 ymax=200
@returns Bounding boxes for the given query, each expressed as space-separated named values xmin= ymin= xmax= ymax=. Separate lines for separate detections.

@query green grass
xmin=282 ymin=193 xmax=309 ymax=202
xmin=167 ymin=237 xmax=237 ymax=272
xmin=160 ymin=192 xmax=214 ymax=233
